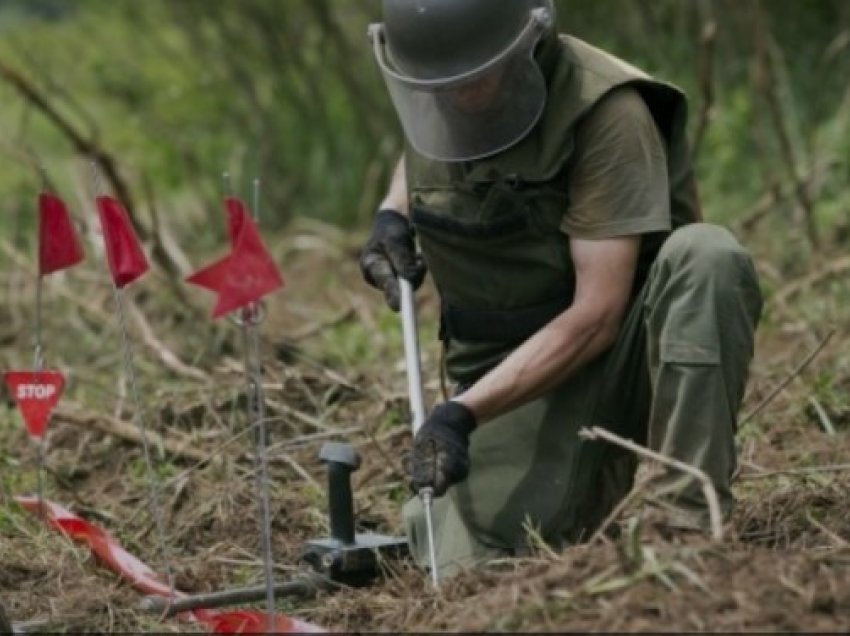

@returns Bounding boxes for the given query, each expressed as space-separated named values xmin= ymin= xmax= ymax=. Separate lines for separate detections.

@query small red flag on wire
xmin=38 ymin=193 xmax=84 ymax=276
xmin=4 ymin=371 xmax=66 ymax=440
xmin=95 ymin=196 xmax=149 ymax=288
xmin=187 ymin=197 xmax=284 ymax=318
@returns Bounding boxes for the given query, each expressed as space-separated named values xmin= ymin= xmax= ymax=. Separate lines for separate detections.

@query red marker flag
xmin=39 ymin=193 xmax=85 ymax=276
xmin=187 ymin=197 xmax=284 ymax=318
xmin=95 ymin=196 xmax=149 ymax=288
xmin=4 ymin=371 xmax=66 ymax=440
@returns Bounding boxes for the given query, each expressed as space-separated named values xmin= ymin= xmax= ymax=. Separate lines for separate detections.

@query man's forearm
xmin=455 ymin=304 xmax=621 ymax=423
xmin=380 ymin=155 xmax=408 ymax=215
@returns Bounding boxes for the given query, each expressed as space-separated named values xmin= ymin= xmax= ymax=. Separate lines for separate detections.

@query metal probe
xmin=399 ymin=277 xmax=439 ymax=588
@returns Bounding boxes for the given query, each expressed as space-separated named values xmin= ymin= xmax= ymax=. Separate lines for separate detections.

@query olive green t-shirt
xmin=560 ymin=87 xmax=672 ymax=240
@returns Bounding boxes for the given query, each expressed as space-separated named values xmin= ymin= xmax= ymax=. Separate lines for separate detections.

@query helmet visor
xmin=370 ymin=9 xmax=550 ymax=162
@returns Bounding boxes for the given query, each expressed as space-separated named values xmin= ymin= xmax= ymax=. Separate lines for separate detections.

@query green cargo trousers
xmin=404 ymin=224 xmax=763 ymax=578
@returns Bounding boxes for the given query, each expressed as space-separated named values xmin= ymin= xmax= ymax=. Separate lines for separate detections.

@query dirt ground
xmin=1 ymin=220 xmax=849 ymax=633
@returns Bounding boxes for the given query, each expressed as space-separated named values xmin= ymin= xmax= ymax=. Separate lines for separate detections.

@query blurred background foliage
xmin=0 ymin=0 xmax=847 ymax=257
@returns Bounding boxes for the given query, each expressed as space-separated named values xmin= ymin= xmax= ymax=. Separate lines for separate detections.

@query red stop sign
xmin=4 ymin=371 xmax=66 ymax=439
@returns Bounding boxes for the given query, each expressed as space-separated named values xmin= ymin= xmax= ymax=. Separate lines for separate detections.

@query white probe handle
xmin=399 ymin=277 xmax=427 ymax=434
xmin=399 ymin=277 xmax=440 ymax=588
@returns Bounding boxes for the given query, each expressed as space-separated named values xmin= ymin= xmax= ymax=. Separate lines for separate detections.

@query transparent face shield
xmin=369 ymin=8 xmax=553 ymax=163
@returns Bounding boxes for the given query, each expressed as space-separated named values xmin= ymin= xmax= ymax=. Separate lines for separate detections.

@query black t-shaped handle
xmin=319 ymin=442 xmax=361 ymax=545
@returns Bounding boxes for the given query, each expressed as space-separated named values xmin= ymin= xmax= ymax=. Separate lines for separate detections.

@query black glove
xmin=359 ymin=209 xmax=426 ymax=311
xmin=411 ymin=401 xmax=477 ymax=497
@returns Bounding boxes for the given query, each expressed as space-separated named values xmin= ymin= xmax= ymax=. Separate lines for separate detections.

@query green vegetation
xmin=0 ymin=0 xmax=847 ymax=247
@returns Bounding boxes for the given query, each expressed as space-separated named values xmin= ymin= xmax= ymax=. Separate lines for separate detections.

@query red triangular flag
xmin=187 ymin=197 xmax=284 ymax=318
xmin=95 ymin=196 xmax=149 ymax=288
xmin=39 ymin=193 xmax=85 ymax=276
xmin=4 ymin=371 xmax=66 ymax=440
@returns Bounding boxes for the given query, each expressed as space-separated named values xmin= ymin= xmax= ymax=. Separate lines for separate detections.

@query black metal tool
xmin=301 ymin=442 xmax=408 ymax=586
xmin=140 ymin=441 xmax=409 ymax=615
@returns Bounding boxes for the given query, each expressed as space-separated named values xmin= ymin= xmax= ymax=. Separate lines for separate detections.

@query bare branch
xmin=0 ymin=58 xmax=185 ymax=287
xmin=752 ymin=3 xmax=820 ymax=247
xmin=55 ymin=405 xmax=216 ymax=465
xmin=691 ymin=19 xmax=718 ymax=158
xmin=740 ymin=329 xmax=836 ymax=425
xmin=579 ymin=426 xmax=724 ymax=540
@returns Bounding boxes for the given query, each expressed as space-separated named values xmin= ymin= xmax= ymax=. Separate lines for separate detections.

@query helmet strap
xmin=534 ymin=28 xmax=561 ymax=84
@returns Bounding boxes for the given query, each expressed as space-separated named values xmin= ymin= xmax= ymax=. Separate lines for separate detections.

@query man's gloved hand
xmin=359 ymin=209 xmax=426 ymax=311
xmin=411 ymin=401 xmax=477 ymax=497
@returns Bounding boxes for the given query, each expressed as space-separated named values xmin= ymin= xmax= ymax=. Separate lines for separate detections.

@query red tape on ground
xmin=16 ymin=497 xmax=324 ymax=634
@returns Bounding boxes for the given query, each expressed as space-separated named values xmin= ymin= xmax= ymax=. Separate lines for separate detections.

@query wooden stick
xmin=805 ymin=511 xmax=850 ymax=549
xmin=771 ymin=257 xmax=850 ymax=307
xmin=290 ymin=306 xmax=355 ymax=341
xmin=54 ymin=406 xmax=213 ymax=465
xmin=270 ymin=426 xmax=362 ymax=450
xmin=753 ymin=4 xmax=820 ymax=247
xmin=740 ymin=329 xmax=835 ymax=425
xmin=808 ymin=396 xmax=837 ymax=436
xmin=691 ymin=19 xmax=717 ymax=158
xmin=265 ymin=397 xmax=337 ymax=432
xmin=579 ymin=427 xmax=724 ymax=541
xmin=588 ymin=464 xmax=663 ymax=545
xmin=124 ymin=298 xmax=210 ymax=383
xmin=0 ymin=61 xmax=142 ymax=246
xmin=737 ymin=157 xmax=838 ymax=236
xmin=266 ymin=451 xmax=323 ymax=492
xmin=737 ymin=463 xmax=850 ymax=480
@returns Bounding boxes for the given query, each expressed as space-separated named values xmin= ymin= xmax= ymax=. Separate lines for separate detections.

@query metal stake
xmin=232 ymin=177 xmax=276 ymax=632
xmin=92 ymin=162 xmax=176 ymax=600
xmin=399 ymin=277 xmax=439 ymax=588
xmin=33 ymin=273 xmax=46 ymax=520
xmin=112 ymin=287 xmax=176 ymax=600
xmin=34 ymin=173 xmax=47 ymax=488
xmin=140 ymin=572 xmax=334 ymax=618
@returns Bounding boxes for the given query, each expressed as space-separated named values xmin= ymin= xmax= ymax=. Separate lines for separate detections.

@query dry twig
xmin=804 ymin=511 xmax=850 ymax=549
xmin=752 ymin=4 xmax=820 ymax=247
xmin=0 ymin=61 xmax=139 ymax=239
xmin=588 ymin=463 xmax=663 ymax=546
xmin=771 ymin=257 xmax=850 ymax=307
xmin=54 ymin=405 xmax=213 ymax=465
xmin=737 ymin=463 xmax=850 ymax=480
xmin=808 ymin=396 xmax=837 ymax=436
xmin=740 ymin=329 xmax=835 ymax=425
xmin=266 ymin=451 xmax=323 ymax=492
xmin=289 ymin=306 xmax=356 ymax=341
xmin=579 ymin=427 xmax=723 ymax=540
xmin=125 ymin=298 xmax=210 ymax=383
xmin=691 ymin=19 xmax=717 ymax=158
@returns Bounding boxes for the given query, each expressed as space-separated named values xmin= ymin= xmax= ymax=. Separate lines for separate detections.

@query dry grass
xmin=1 ymin=219 xmax=849 ymax=632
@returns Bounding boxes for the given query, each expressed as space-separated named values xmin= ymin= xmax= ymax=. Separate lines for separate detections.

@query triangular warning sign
xmin=4 ymin=371 xmax=66 ymax=439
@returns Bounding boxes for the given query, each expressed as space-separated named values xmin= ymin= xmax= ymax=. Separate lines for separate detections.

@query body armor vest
xmin=406 ymin=35 xmax=702 ymax=385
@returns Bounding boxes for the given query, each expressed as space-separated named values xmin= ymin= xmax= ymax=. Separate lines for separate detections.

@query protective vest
xmin=406 ymin=35 xmax=702 ymax=386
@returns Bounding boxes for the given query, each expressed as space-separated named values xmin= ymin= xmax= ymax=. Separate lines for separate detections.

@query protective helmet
xmin=369 ymin=0 xmax=556 ymax=162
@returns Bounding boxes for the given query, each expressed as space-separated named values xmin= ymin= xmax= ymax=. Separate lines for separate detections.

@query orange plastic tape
xmin=16 ymin=496 xmax=324 ymax=634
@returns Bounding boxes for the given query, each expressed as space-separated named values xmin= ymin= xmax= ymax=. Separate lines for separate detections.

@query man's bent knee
xmin=657 ymin=223 xmax=757 ymax=286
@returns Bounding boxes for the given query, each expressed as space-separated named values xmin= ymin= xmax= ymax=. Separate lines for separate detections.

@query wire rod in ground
xmin=138 ymin=573 xmax=336 ymax=617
